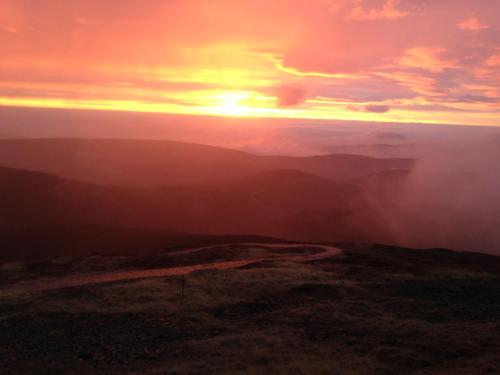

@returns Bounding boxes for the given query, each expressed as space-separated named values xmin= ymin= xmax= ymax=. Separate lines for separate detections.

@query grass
xmin=0 ymin=243 xmax=499 ymax=374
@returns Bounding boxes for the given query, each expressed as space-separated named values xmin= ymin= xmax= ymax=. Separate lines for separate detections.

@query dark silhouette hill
xmin=0 ymin=166 xmax=393 ymax=256
xmin=227 ymin=169 xmax=359 ymax=217
xmin=0 ymin=166 xmax=361 ymax=227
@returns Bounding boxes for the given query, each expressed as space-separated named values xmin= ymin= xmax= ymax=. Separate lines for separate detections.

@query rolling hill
xmin=0 ymin=137 xmax=416 ymax=261
xmin=0 ymin=138 xmax=414 ymax=187
xmin=0 ymin=165 xmax=396 ymax=255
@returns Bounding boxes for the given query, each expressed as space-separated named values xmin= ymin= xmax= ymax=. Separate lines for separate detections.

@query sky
xmin=0 ymin=0 xmax=499 ymax=126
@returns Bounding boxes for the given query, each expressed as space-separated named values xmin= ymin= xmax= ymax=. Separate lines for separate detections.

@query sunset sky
xmin=1 ymin=0 xmax=499 ymax=126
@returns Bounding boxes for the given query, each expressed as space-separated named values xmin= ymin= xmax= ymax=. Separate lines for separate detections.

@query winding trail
xmin=0 ymin=243 xmax=341 ymax=297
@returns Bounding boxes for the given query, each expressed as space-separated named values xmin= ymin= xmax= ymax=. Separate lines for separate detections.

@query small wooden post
xmin=181 ymin=275 xmax=185 ymax=298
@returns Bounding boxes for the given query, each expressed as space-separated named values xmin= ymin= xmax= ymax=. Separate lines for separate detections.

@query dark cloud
xmin=276 ymin=85 xmax=308 ymax=107
xmin=364 ymin=104 xmax=391 ymax=113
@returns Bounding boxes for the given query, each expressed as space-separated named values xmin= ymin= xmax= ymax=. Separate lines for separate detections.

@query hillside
xmin=0 ymin=166 xmax=378 ymax=244
xmin=0 ymin=241 xmax=498 ymax=374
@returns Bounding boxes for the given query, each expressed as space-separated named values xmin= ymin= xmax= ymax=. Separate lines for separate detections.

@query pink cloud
xmin=459 ymin=17 xmax=488 ymax=31
xmin=328 ymin=0 xmax=409 ymax=21
xmin=348 ymin=0 xmax=409 ymax=21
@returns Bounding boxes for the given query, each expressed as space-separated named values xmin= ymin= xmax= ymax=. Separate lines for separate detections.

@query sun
xmin=214 ymin=92 xmax=250 ymax=116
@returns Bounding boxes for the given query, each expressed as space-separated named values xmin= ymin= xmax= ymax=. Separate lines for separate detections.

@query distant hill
xmin=0 ymin=138 xmax=414 ymax=187
xmin=228 ymin=169 xmax=359 ymax=218
xmin=322 ymin=144 xmax=417 ymax=158
xmin=0 ymin=165 xmax=358 ymax=226
xmin=0 ymin=165 xmax=398 ymax=250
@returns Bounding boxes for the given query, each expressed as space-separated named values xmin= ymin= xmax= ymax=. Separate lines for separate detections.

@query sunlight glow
xmin=212 ymin=92 xmax=251 ymax=116
xmin=0 ymin=2 xmax=499 ymax=126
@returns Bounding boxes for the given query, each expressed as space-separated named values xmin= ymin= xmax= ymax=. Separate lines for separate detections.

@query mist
xmin=383 ymin=138 xmax=500 ymax=253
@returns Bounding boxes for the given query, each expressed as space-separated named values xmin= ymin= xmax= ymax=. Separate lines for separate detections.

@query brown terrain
xmin=0 ymin=241 xmax=499 ymax=374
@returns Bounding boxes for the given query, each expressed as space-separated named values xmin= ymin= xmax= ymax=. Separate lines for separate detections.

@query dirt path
xmin=0 ymin=243 xmax=341 ymax=297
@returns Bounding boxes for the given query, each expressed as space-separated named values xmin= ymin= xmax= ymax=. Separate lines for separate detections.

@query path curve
xmin=0 ymin=243 xmax=341 ymax=297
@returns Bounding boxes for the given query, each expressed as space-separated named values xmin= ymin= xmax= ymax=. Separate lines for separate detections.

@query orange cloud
xmin=399 ymin=47 xmax=458 ymax=73
xmin=485 ymin=52 xmax=500 ymax=67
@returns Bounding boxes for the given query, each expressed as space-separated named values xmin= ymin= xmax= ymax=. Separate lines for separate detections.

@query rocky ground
xmin=0 ymin=243 xmax=499 ymax=374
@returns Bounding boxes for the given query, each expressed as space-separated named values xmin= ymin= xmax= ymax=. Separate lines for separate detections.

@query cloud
xmin=459 ymin=17 xmax=488 ymax=31
xmin=365 ymin=104 xmax=391 ymax=113
xmin=485 ymin=52 xmax=500 ymax=67
xmin=1 ymin=25 xmax=19 ymax=34
xmin=348 ymin=0 xmax=409 ymax=21
xmin=329 ymin=0 xmax=409 ymax=21
xmin=275 ymin=85 xmax=308 ymax=107
xmin=399 ymin=47 xmax=458 ymax=73
xmin=347 ymin=104 xmax=391 ymax=113
xmin=0 ymin=0 xmax=499 ymax=125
